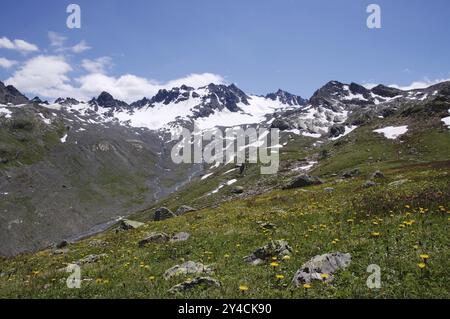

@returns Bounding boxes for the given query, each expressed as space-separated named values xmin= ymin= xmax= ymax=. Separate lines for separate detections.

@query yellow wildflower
xmin=371 ymin=232 xmax=381 ymax=238
xmin=239 ymin=285 xmax=249 ymax=292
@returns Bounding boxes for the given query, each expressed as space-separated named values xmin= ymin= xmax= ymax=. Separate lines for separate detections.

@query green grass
xmin=1 ymin=111 xmax=449 ymax=299
xmin=0 ymin=162 xmax=448 ymax=298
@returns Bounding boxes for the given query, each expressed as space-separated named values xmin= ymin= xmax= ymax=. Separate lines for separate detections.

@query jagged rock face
xmin=371 ymin=84 xmax=403 ymax=98
xmin=266 ymin=89 xmax=307 ymax=106
xmin=151 ymin=88 xmax=191 ymax=105
xmin=130 ymin=97 xmax=152 ymax=108
xmin=309 ymin=81 xmax=372 ymax=111
xmin=0 ymin=81 xmax=29 ymax=105
xmin=54 ymin=97 xmax=80 ymax=106
xmin=89 ymin=91 xmax=129 ymax=111
xmin=191 ymin=83 xmax=251 ymax=118
xmin=329 ymin=124 xmax=346 ymax=138
xmin=271 ymin=118 xmax=291 ymax=131
xmin=128 ymin=83 xmax=256 ymax=122
xmin=31 ymin=97 xmax=49 ymax=105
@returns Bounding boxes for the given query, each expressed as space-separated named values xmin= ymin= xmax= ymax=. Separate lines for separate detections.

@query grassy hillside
xmin=1 ymin=114 xmax=449 ymax=298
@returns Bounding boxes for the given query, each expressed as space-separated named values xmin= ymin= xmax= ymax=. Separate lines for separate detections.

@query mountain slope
xmin=1 ymin=80 xmax=449 ymax=258
xmin=1 ymin=92 xmax=449 ymax=298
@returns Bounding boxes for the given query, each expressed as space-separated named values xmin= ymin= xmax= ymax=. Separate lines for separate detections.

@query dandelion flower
xmin=420 ymin=254 xmax=430 ymax=261
xmin=418 ymin=263 xmax=426 ymax=269
xmin=282 ymin=255 xmax=291 ymax=261
xmin=270 ymin=261 xmax=280 ymax=268
xmin=239 ymin=285 xmax=249 ymax=292
xmin=371 ymin=232 xmax=381 ymax=237
xmin=303 ymin=283 xmax=312 ymax=289
xmin=148 ymin=276 xmax=155 ymax=281
xmin=276 ymin=274 xmax=285 ymax=280
xmin=320 ymin=273 xmax=330 ymax=280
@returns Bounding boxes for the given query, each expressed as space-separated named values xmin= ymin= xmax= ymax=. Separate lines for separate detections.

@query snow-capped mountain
xmin=3 ymin=79 xmax=450 ymax=141
xmin=42 ymin=83 xmax=307 ymax=132
xmin=269 ymin=80 xmax=450 ymax=138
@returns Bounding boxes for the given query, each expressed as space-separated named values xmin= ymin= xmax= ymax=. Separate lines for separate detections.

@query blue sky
xmin=1 ymin=0 xmax=449 ymax=102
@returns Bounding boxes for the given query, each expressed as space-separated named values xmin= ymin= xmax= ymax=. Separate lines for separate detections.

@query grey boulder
xmin=292 ymin=252 xmax=351 ymax=286
xmin=342 ymin=168 xmax=360 ymax=179
xmin=282 ymin=175 xmax=323 ymax=190
xmin=244 ymin=240 xmax=293 ymax=265
xmin=138 ymin=232 xmax=170 ymax=247
xmin=371 ymin=170 xmax=385 ymax=179
xmin=154 ymin=207 xmax=176 ymax=221
xmin=170 ymin=232 xmax=191 ymax=243
xmin=117 ymin=219 xmax=145 ymax=231
xmin=163 ymin=261 xmax=214 ymax=280
xmin=175 ymin=205 xmax=197 ymax=216
xmin=168 ymin=277 xmax=221 ymax=294
xmin=363 ymin=180 xmax=377 ymax=188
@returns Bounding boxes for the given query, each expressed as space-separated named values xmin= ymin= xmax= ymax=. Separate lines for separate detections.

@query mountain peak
xmin=265 ymin=89 xmax=306 ymax=106
xmin=0 ymin=82 xmax=29 ymax=105
xmin=90 ymin=91 xmax=129 ymax=110
xmin=55 ymin=97 xmax=80 ymax=105
xmin=31 ymin=96 xmax=49 ymax=105
xmin=371 ymin=84 xmax=403 ymax=98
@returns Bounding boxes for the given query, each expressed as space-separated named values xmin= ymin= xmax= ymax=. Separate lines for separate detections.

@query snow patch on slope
xmin=373 ymin=125 xmax=408 ymax=139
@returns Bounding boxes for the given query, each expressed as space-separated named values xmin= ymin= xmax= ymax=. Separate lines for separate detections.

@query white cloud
xmin=75 ymin=72 xmax=225 ymax=102
xmin=5 ymin=55 xmax=76 ymax=98
xmin=388 ymin=77 xmax=450 ymax=91
xmin=0 ymin=37 xmax=39 ymax=53
xmin=363 ymin=76 xmax=450 ymax=91
xmin=5 ymin=54 xmax=225 ymax=103
xmin=71 ymin=40 xmax=91 ymax=53
xmin=48 ymin=32 xmax=67 ymax=47
xmin=0 ymin=57 xmax=17 ymax=68
xmin=55 ymin=40 xmax=91 ymax=54
xmin=81 ymin=57 xmax=113 ymax=74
